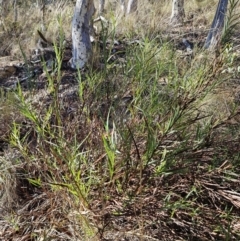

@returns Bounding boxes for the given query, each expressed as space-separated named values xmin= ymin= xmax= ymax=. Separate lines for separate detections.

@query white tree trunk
xmin=126 ymin=0 xmax=138 ymax=14
xmin=99 ymin=0 xmax=105 ymax=14
xmin=170 ymin=0 xmax=185 ymax=25
xmin=71 ymin=0 xmax=95 ymax=69
xmin=99 ymin=0 xmax=126 ymax=14
xmin=204 ymin=0 xmax=228 ymax=49
xmin=120 ymin=0 xmax=125 ymax=12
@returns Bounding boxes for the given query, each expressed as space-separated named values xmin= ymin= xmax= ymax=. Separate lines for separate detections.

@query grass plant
xmin=0 ymin=0 xmax=240 ymax=240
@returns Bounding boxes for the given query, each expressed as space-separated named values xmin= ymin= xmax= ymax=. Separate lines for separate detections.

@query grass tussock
xmin=1 ymin=0 xmax=240 ymax=240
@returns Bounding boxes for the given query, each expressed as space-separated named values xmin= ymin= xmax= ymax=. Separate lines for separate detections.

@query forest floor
xmin=1 ymin=1 xmax=240 ymax=240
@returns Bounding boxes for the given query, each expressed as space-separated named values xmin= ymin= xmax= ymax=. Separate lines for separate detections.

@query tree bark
xmin=71 ymin=0 xmax=95 ymax=69
xmin=99 ymin=0 xmax=105 ymax=14
xmin=126 ymin=0 xmax=138 ymax=14
xmin=204 ymin=0 xmax=228 ymax=49
xmin=120 ymin=0 xmax=125 ymax=12
xmin=170 ymin=0 xmax=185 ymax=25
xmin=99 ymin=0 xmax=126 ymax=14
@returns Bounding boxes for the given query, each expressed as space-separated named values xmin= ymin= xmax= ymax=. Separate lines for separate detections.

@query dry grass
xmin=0 ymin=0 xmax=219 ymax=57
xmin=0 ymin=0 xmax=240 ymax=240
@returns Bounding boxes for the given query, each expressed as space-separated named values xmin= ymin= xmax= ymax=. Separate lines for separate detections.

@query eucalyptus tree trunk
xmin=99 ymin=0 xmax=126 ymax=14
xmin=99 ymin=0 xmax=105 ymax=14
xmin=170 ymin=0 xmax=185 ymax=25
xmin=204 ymin=0 xmax=228 ymax=49
xmin=71 ymin=0 xmax=95 ymax=69
xmin=126 ymin=0 xmax=138 ymax=14
xmin=98 ymin=0 xmax=135 ymax=15
xmin=120 ymin=0 xmax=125 ymax=12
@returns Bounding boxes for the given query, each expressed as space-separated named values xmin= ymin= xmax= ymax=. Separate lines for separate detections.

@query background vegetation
xmin=0 ymin=0 xmax=240 ymax=240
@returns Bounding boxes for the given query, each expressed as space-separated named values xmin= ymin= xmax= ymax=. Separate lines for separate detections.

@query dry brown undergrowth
xmin=1 ymin=1 xmax=240 ymax=241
